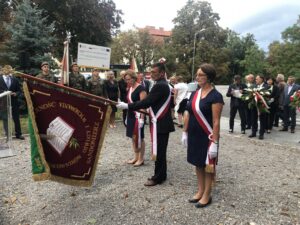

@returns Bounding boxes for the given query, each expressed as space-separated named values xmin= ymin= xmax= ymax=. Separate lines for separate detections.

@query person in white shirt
xmin=174 ymin=76 xmax=188 ymax=128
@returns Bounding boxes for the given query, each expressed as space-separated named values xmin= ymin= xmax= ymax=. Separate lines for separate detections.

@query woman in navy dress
xmin=182 ymin=63 xmax=224 ymax=208
xmin=124 ymin=69 xmax=147 ymax=167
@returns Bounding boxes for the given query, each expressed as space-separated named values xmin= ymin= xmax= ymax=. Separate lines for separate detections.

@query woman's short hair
xmin=267 ymin=77 xmax=276 ymax=84
xmin=125 ymin=69 xmax=137 ymax=81
xmin=199 ymin=63 xmax=216 ymax=82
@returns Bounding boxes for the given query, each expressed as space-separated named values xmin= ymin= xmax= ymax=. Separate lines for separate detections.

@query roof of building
xmin=140 ymin=26 xmax=172 ymax=37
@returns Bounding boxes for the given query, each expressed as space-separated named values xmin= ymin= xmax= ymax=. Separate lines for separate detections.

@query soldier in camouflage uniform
xmin=68 ymin=63 xmax=86 ymax=91
xmin=36 ymin=62 xmax=57 ymax=83
xmin=87 ymin=68 xmax=107 ymax=98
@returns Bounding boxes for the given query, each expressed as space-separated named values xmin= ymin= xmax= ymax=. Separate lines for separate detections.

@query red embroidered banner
xmin=23 ymin=79 xmax=111 ymax=186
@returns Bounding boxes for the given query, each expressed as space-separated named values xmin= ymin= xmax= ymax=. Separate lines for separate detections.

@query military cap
xmin=41 ymin=62 xmax=49 ymax=67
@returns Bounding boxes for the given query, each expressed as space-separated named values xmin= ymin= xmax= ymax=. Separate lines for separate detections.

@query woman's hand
xmin=208 ymin=142 xmax=218 ymax=158
xmin=181 ymin=131 xmax=188 ymax=147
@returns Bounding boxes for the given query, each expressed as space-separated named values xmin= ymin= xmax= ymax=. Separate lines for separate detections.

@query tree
xmin=226 ymin=31 xmax=257 ymax=80
xmin=241 ymin=45 xmax=266 ymax=75
xmin=171 ymin=0 xmax=230 ymax=82
xmin=110 ymin=29 xmax=163 ymax=72
xmin=0 ymin=0 xmax=12 ymax=65
xmin=266 ymin=15 xmax=300 ymax=80
xmin=33 ymin=0 xmax=123 ymax=58
xmin=2 ymin=0 xmax=56 ymax=74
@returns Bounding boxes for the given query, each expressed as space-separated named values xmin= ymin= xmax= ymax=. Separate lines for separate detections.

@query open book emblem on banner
xmin=46 ymin=117 xmax=74 ymax=155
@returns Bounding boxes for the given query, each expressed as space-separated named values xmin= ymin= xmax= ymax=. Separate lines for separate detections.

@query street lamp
xmin=192 ymin=28 xmax=206 ymax=82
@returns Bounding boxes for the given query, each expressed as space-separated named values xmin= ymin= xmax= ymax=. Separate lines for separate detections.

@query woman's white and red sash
xmin=149 ymin=88 xmax=171 ymax=160
xmin=127 ymin=86 xmax=142 ymax=149
xmin=191 ymin=88 xmax=216 ymax=173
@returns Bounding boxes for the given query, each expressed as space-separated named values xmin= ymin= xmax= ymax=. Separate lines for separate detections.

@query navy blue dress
xmin=187 ymin=89 xmax=224 ymax=168
xmin=126 ymin=85 xmax=146 ymax=138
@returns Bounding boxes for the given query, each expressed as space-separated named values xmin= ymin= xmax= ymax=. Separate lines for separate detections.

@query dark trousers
xmin=266 ymin=103 xmax=278 ymax=130
xmin=12 ymin=105 xmax=22 ymax=137
xmin=229 ymin=105 xmax=246 ymax=131
xmin=283 ymin=105 xmax=296 ymax=129
xmin=2 ymin=118 xmax=8 ymax=136
xmin=122 ymin=109 xmax=127 ymax=127
xmin=152 ymin=133 xmax=169 ymax=183
xmin=274 ymin=107 xmax=284 ymax=126
xmin=251 ymin=108 xmax=266 ymax=136
xmin=246 ymin=107 xmax=252 ymax=128
xmin=1 ymin=106 xmax=21 ymax=137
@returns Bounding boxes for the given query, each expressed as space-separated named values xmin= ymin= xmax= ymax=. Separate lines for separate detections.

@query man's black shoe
xmin=241 ymin=130 xmax=245 ymax=134
xmin=258 ymin=135 xmax=264 ymax=140
xmin=248 ymin=134 xmax=256 ymax=138
xmin=16 ymin=136 xmax=25 ymax=140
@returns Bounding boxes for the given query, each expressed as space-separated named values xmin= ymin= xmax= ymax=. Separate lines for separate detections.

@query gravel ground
xmin=0 ymin=121 xmax=299 ymax=225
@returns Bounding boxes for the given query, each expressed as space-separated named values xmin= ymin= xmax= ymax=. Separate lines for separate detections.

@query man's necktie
xmin=5 ymin=76 xmax=11 ymax=88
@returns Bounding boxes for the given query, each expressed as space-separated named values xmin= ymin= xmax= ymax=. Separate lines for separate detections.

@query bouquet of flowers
xmin=290 ymin=90 xmax=300 ymax=109
xmin=241 ymin=87 xmax=271 ymax=113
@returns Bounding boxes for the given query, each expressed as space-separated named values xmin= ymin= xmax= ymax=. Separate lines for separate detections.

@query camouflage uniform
xmin=36 ymin=73 xmax=57 ymax=83
xmin=69 ymin=72 xmax=86 ymax=91
xmin=87 ymin=77 xmax=107 ymax=98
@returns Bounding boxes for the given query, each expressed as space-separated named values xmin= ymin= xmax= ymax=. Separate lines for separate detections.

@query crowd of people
xmin=1 ymin=60 xmax=299 ymax=210
xmin=227 ymin=73 xmax=300 ymax=140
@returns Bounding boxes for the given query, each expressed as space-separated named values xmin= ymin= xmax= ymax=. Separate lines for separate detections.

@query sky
xmin=113 ymin=0 xmax=300 ymax=50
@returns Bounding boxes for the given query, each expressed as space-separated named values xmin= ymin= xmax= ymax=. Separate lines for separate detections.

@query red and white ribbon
xmin=149 ymin=88 xmax=171 ymax=160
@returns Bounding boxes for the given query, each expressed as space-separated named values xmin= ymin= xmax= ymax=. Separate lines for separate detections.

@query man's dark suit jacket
xmin=283 ymin=83 xmax=300 ymax=106
xmin=118 ymin=78 xmax=128 ymax=102
xmin=226 ymin=83 xmax=247 ymax=108
xmin=128 ymin=78 xmax=175 ymax=134
xmin=0 ymin=75 xmax=21 ymax=107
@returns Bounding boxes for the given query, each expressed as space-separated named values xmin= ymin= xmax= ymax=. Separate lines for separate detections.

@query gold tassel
xmin=205 ymin=164 xmax=215 ymax=173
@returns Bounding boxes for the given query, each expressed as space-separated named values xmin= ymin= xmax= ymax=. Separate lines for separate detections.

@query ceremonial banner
xmin=23 ymin=79 xmax=111 ymax=186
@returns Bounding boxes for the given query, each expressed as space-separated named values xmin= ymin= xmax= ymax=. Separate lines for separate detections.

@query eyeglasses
xmin=197 ymin=73 xmax=207 ymax=77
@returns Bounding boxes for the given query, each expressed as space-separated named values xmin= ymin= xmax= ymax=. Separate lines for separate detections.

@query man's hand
xmin=181 ymin=131 xmax=188 ymax=147
xmin=208 ymin=142 xmax=218 ymax=159
xmin=116 ymin=102 xmax=128 ymax=110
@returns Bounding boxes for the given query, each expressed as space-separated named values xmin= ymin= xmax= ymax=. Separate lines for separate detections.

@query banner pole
xmin=14 ymin=71 xmax=149 ymax=115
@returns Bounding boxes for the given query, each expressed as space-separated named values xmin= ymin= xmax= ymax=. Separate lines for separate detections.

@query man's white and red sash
xmin=127 ymin=86 xmax=142 ymax=149
xmin=191 ymin=89 xmax=216 ymax=172
xmin=149 ymin=88 xmax=171 ymax=160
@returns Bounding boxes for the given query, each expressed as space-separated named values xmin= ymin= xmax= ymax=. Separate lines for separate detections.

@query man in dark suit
xmin=248 ymin=75 xmax=269 ymax=140
xmin=117 ymin=63 xmax=175 ymax=186
xmin=0 ymin=65 xmax=24 ymax=140
xmin=226 ymin=75 xmax=247 ymax=134
xmin=280 ymin=76 xmax=300 ymax=133
xmin=137 ymin=72 xmax=151 ymax=94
